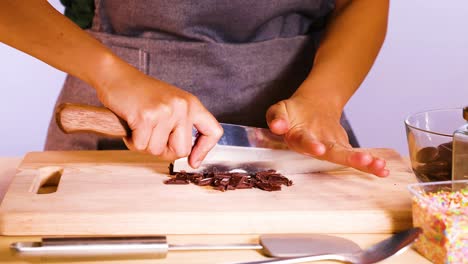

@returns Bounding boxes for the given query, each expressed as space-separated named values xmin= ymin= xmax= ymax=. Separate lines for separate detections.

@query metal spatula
xmin=55 ymin=103 xmax=343 ymax=174
xmin=11 ymin=234 xmax=361 ymax=258
xmin=236 ymin=228 xmax=422 ymax=264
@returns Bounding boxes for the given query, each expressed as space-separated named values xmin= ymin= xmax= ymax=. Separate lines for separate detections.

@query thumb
xmin=266 ymin=101 xmax=290 ymax=135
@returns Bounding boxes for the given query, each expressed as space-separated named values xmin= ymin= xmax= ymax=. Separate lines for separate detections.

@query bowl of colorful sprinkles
xmin=407 ymin=180 xmax=467 ymax=264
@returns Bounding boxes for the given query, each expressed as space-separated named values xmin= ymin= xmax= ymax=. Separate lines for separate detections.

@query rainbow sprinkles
xmin=410 ymin=183 xmax=468 ymax=264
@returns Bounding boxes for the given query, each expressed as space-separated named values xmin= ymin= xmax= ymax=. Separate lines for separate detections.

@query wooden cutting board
xmin=0 ymin=149 xmax=416 ymax=236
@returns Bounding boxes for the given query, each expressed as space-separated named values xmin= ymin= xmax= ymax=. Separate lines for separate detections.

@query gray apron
xmin=45 ymin=0 xmax=359 ymax=150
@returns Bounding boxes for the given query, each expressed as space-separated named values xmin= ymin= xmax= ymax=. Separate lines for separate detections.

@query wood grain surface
xmin=56 ymin=103 xmax=130 ymax=137
xmin=0 ymin=149 xmax=417 ymax=236
xmin=0 ymin=156 xmax=431 ymax=264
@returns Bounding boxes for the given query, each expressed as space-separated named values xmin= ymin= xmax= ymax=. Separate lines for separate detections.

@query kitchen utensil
xmin=452 ymin=106 xmax=468 ymax=181
xmin=404 ymin=108 xmax=466 ymax=182
xmin=11 ymin=234 xmax=361 ymax=258
xmin=234 ymin=227 xmax=422 ymax=264
xmin=55 ymin=103 xmax=342 ymax=174
xmin=0 ymin=149 xmax=415 ymax=236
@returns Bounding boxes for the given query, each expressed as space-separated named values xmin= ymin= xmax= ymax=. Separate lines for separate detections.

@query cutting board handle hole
xmin=29 ymin=167 xmax=64 ymax=194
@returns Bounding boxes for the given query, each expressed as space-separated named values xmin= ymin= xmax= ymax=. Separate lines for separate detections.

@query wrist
xmin=292 ymin=78 xmax=349 ymax=113
xmin=84 ymin=51 xmax=130 ymax=95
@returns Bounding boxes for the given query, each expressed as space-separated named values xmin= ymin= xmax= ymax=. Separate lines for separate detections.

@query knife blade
xmin=56 ymin=103 xmax=343 ymax=174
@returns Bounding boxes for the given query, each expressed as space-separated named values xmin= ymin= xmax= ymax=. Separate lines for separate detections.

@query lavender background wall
xmin=0 ymin=1 xmax=467 ymax=156
xmin=344 ymin=0 xmax=467 ymax=153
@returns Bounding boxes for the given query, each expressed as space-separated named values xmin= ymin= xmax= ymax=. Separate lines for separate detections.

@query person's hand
xmin=94 ymin=59 xmax=223 ymax=168
xmin=266 ymin=96 xmax=389 ymax=177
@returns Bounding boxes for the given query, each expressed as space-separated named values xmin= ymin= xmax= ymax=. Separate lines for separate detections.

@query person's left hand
xmin=266 ymin=96 xmax=389 ymax=177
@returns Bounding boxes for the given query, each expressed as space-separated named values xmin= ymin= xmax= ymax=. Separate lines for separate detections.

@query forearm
xmin=294 ymin=0 xmax=389 ymax=110
xmin=0 ymin=0 xmax=122 ymax=90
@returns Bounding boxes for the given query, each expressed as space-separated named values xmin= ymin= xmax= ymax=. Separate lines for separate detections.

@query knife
xmin=56 ymin=103 xmax=343 ymax=174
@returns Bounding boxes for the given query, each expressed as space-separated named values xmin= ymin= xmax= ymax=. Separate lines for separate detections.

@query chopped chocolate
xmin=236 ymin=175 xmax=256 ymax=189
xmin=228 ymin=173 xmax=244 ymax=187
xmin=268 ymin=174 xmax=293 ymax=186
xmin=219 ymin=177 xmax=230 ymax=187
xmin=256 ymin=182 xmax=282 ymax=192
xmin=164 ymin=170 xmax=293 ymax=192
xmin=163 ymin=178 xmax=190 ymax=184
xmin=194 ymin=177 xmax=213 ymax=186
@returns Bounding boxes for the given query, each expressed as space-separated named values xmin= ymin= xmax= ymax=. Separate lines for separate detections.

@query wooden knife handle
xmin=55 ymin=103 xmax=131 ymax=138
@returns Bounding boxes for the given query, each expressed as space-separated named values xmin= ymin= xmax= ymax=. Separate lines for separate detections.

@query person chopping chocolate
xmin=0 ymin=0 xmax=389 ymax=177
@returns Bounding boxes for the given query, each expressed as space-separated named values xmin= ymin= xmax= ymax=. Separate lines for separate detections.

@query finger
xmin=365 ymin=157 xmax=389 ymax=177
xmin=130 ymin=123 xmax=153 ymax=151
xmin=286 ymin=130 xmax=326 ymax=156
xmin=122 ymin=136 xmax=136 ymax=151
xmin=146 ymin=122 xmax=172 ymax=156
xmin=266 ymin=102 xmax=289 ymax=135
xmin=188 ymin=111 xmax=223 ymax=168
xmin=166 ymin=122 xmax=192 ymax=159
xmin=345 ymin=150 xmax=374 ymax=167
xmin=322 ymin=144 xmax=389 ymax=177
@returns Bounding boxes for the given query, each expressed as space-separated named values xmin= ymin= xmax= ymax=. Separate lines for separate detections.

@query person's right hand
xmin=93 ymin=57 xmax=223 ymax=168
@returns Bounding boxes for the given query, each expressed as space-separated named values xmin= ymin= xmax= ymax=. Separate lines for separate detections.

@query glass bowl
xmin=405 ymin=108 xmax=466 ymax=182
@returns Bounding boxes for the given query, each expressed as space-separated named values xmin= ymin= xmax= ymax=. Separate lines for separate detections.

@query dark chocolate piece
xmin=437 ymin=142 xmax=453 ymax=163
xmin=164 ymin=169 xmax=293 ymax=192
xmin=413 ymin=141 xmax=453 ymax=182
xmin=416 ymin=147 xmax=439 ymax=163
xmin=256 ymin=181 xmax=282 ymax=192
xmin=195 ymin=177 xmax=213 ymax=186
xmin=164 ymin=178 xmax=190 ymax=184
